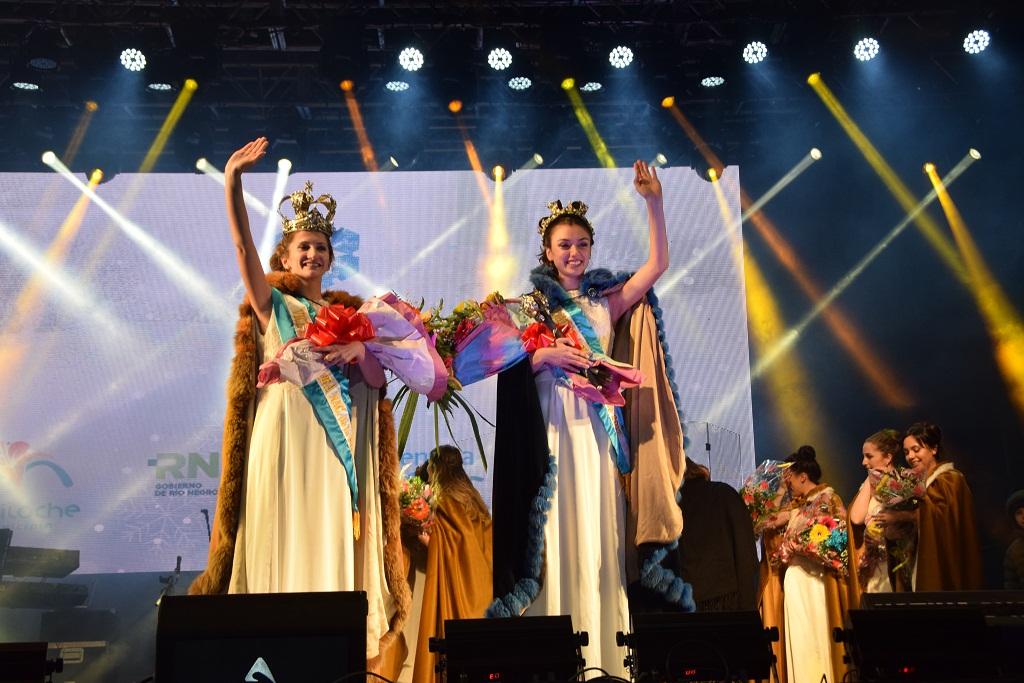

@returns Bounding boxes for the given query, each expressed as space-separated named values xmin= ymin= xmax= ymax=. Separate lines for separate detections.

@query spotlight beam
xmin=663 ymin=100 xmax=913 ymax=408
xmin=741 ymin=149 xmax=821 ymax=222
xmin=44 ymin=153 xmax=233 ymax=319
xmin=259 ymin=159 xmax=292 ymax=268
xmin=196 ymin=158 xmax=270 ymax=216
xmin=926 ymin=162 xmax=1024 ymax=419
xmin=341 ymin=84 xmax=379 ymax=173
xmin=139 ymin=79 xmax=198 ymax=173
xmin=807 ymin=73 xmax=968 ymax=285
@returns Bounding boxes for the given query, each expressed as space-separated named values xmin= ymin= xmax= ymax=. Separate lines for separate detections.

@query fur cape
xmin=488 ymin=266 xmax=693 ymax=617
xmin=188 ymin=271 xmax=411 ymax=670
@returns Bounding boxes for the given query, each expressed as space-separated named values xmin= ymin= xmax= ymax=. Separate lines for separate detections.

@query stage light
xmin=701 ymin=76 xmax=725 ymax=87
xmin=385 ymin=80 xmax=410 ymax=92
xmin=195 ymin=157 xmax=207 ymax=170
xmin=561 ymin=77 xmax=575 ymax=90
xmin=508 ymin=76 xmax=532 ymax=90
xmin=742 ymin=41 xmax=768 ymax=64
xmin=120 ymin=48 xmax=147 ymax=71
xmin=655 ymin=153 xmax=668 ymax=165
xmin=278 ymin=158 xmax=292 ymax=171
xmin=810 ymin=147 xmax=822 ymax=160
xmin=963 ymin=29 xmax=990 ymax=54
xmin=85 ymin=100 xmax=99 ymax=112
xmin=854 ymin=37 xmax=880 ymax=62
xmin=609 ymin=45 xmax=634 ymax=68
xmin=661 ymin=96 xmax=675 ymax=108
xmin=41 ymin=150 xmax=56 ymax=165
xmin=923 ymin=162 xmax=935 ymax=174
xmin=388 ymin=156 xmax=399 ymax=168
xmin=487 ymin=48 xmax=512 ymax=70
xmin=340 ymin=79 xmax=354 ymax=91
xmin=532 ymin=153 xmax=544 ymax=165
xmin=707 ymin=167 xmax=718 ymax=181
xmin=184 ymin=78 xmax=197 ymax=91
xmin=492 ymin=165 xmax=505 ymax=180
xmin=969 ymin=148 xmax=981 ymax=160
xmin=147 ymin=82 xmax=172 ymax=91
xmin=28 ymin=56 xmax=58 ymax=71
xmin=580 ymin=81 xmax=602 ymax=92
xmin=12 ymin=81 xmax=40 ymax=90
xmin=398 ymin=47 xmax=424 ymax=71
xmin=448 ymin=99 xmax=463 ymax=113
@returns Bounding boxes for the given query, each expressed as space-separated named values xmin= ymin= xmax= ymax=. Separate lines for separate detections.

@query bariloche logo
xmin=244 ymin=657 xmax=277 ymax=683
xmin=0 ymin=441 xmax=73 ymax=489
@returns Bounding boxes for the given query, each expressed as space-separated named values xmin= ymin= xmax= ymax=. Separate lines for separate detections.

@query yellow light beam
xmin=63 ymin=100 xmax=99 ymax=164
xmin=562 ymin=80 xmax=616 ymax=168
xmin=454 ymin=117 xmax=493 ymax=207
xmin=341 ymin=82 xmax=379 ymax=173
xmin=752 ymin=155 xmax=977 ymax=383
xmin=926 ymin=162 xmax=1024 ymax=419
xmin=139 ymin=79 xmax=199 ymax=173
xmin=806 ymin=73 xmax=968 ymax=284
xmin=483 ymin=165 xmax=515 ymax=293
xmin=44 ymin=152 xmax=233 ymax=319
xmin=665 ymin=101 xmax=913 ymax=408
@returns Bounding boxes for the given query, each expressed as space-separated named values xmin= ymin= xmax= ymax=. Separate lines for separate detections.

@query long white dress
xmin=524 ymin=293 xmax=630 ymax=678
xmin=227 ymin=292 xmax=392 ymax=660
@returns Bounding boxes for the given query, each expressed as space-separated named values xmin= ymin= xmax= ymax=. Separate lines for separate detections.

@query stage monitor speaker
xmin=618 ymin=611 xmax=776 ymax=683
xmin=156 ymin=591 xmax=367 ymax=683
xmin=0 ymin=642 xmax=61 ymax=683
xmin=430 ymin=616 xmax=586 ymax=683
xmin=841 ymin=591 xmax=1024 ymax=681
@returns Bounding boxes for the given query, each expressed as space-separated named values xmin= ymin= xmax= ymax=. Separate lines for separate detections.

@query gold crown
xmin=279 ymin=181 xmax=337 ymax=237
xmin=537 ymin=200 xmax=591 ymax=235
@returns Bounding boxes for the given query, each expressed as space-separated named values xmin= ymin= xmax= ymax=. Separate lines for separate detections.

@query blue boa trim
xmin=530 ymin=265 xmax=695 ymax=612
xmin=486 ymin=455 xmax=558 ymax=617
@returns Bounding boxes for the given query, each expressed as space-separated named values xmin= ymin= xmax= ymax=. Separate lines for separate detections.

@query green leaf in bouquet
xmin=450 ymin=390 xmax=489 ymax=470
xmin=396 ymin=390 xmax=419 ymax=456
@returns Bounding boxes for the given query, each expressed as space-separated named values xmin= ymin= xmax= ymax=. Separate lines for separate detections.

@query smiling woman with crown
xmin=188 ymin=138 xmax=446 ymax=678
xmin=482 ymin=161 xmax=694 ymax=677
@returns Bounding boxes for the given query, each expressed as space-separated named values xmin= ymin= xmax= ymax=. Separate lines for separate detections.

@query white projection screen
xmin=0 ymin=165 xmax=754 ymax=573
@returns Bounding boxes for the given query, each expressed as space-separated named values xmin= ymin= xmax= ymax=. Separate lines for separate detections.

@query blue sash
xmin=549 ymin=297 xmax=631 ymax=474
xmin=270 ymin=288 xmax=360 ymax=514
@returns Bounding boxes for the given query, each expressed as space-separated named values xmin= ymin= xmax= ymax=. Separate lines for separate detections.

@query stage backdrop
xmin=0 ymin=166 xmax=753 ymax=573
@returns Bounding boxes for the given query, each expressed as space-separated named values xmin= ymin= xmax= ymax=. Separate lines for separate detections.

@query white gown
xmin=227 ymin=292 xmax=392 ymax=660
xmin=524 ymin=293 xmax=630 ymax=678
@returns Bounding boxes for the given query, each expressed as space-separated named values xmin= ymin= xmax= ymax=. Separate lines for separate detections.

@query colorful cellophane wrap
xmin=450 ymin=295 xmax=642 ymax=406
xmin=860 ymin=467 xmax=925 ymax=583
xmin=740 ymin=460 xmax=792 ymax=535
xmin=257 ymin=293 xmax=448 ymax=400
xmin=775 ymin=488 xmax=850 ymax=577
xmin=398 ymin=472 xmax=436 ymax=534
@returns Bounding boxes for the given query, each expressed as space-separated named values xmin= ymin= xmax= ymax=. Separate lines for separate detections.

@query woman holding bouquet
xmin=849 ymin=428 xmax=904 ymax=592
xmin=489 ymin=161 xmax=692 ymax=677
xmin=189 ymin=138 xmax=425 ymax=676
xmin=901 ymin=421 xmax=982 ymax=591
xmin=777 ymin=446 xmax=856 ymax=683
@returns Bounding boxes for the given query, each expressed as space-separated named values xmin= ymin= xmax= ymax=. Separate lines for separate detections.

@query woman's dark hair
xmin=428 ymin=445 xmax=490 ymax=521
xmin=785 ymin=445 xmax=822 ymax=484
xmin=683 ymin=456 xmax=711 ymax=481
xmin=537 ymin=215 xmax=595 ymax=267
xmin=269 ymin=230 xmax=335 ymax=272
xmin=865 ymin=428 xmax=903 ymax=463
xmin=904 ymin=421 xmax=942 ymax=459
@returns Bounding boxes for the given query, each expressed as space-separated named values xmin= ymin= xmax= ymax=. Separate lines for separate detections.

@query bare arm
xmin=225 ymin=138 xmax=272 ymax=332
xmin=850 ymin=476 xmax=873 ymax=526
xmin=608 ymin=161 xmax=669 ymax=323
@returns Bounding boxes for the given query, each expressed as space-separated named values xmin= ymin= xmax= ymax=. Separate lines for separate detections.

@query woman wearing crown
xmin=188 ymin=138 xmax=442 ymax=676
xmin=488 ymin=162 xmax=693 ymax=676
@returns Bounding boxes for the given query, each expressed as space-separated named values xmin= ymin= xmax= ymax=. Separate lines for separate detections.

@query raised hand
xmin=225 ymin=137 xmax=269 ymax=177
xmin=633 ymin=159 xmax=662 ymax=202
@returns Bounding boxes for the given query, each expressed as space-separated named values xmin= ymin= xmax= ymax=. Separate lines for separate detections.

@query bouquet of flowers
xmin=873 ymin=467 xmax=926 ymax=510
xmin=778 ymin=513 xmax=850 ymax=576
xmin=740 ymin=460 xmax=792 ymax=534
xmin=399 ymin=471 xmax=436 ymax=534
xmin=860 ymin=466 xmax=925 ymax=585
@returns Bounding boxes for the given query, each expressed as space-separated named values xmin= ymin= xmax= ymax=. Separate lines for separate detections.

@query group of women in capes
xmin=187 ymin=137 xmax=984 ymax=683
